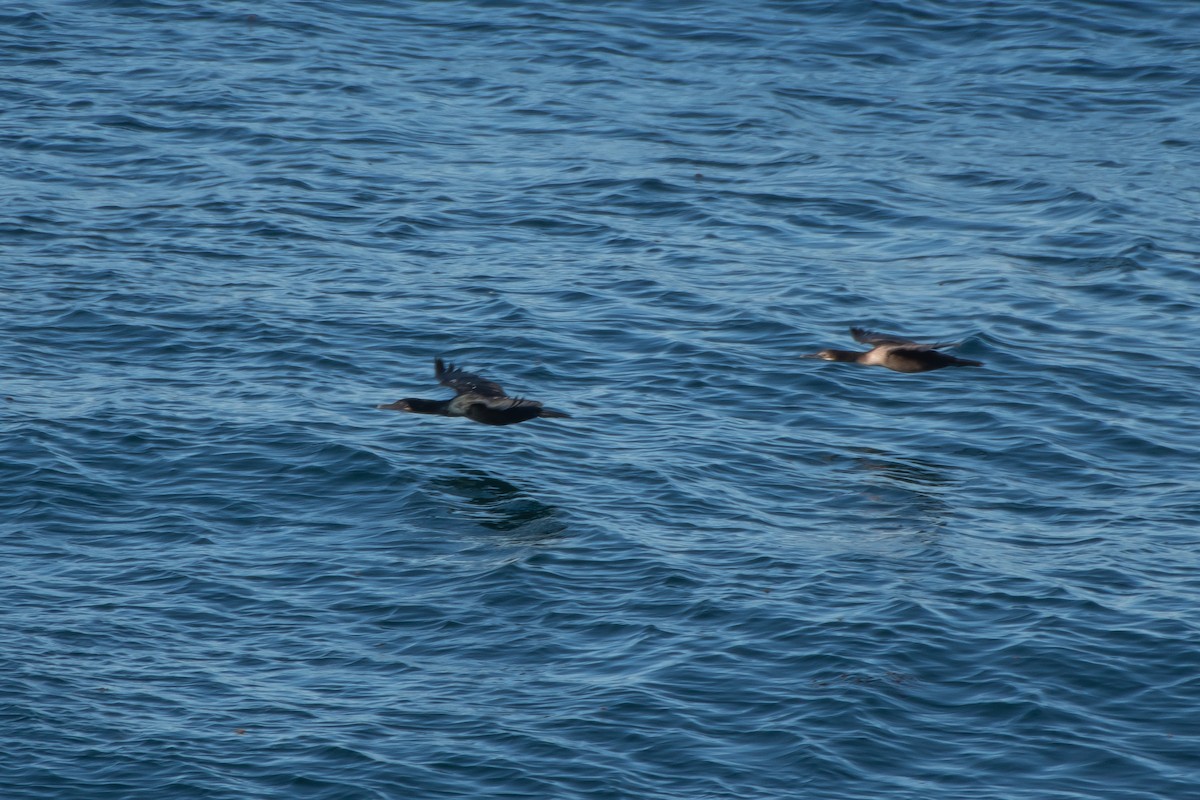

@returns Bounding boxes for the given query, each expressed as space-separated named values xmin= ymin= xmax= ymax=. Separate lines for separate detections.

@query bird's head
xmin=802 ymin=349 xmax=858 ymax=363
xmin=377 ymin=397 xmax=449 ymax=414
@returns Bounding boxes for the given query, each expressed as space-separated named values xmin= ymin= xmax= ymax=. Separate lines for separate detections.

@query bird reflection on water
xmin=430 ymin=469 xmax=566 ymax=541
xmin=838 ymin=448 xmax=958 ymax=536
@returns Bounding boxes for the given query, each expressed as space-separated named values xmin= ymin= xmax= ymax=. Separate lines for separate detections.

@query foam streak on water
xmin=3 ymin=2 xmax=1199 ymax=798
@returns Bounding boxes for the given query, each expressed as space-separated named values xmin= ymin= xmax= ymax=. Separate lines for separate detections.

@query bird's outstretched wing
xmin=435 ymin=358 xmax=507 ymax=398
xmin=850 ymin=327 xmax=957 ymax=350
xmin=473 ymin=395 xmax=540 ymax=411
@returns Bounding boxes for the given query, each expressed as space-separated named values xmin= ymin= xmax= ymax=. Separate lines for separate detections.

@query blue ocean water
xmin=3 ymin=0 xmax=1199 ymax=797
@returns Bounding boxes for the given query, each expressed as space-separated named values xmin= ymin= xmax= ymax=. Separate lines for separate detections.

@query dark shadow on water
xmin=838 ymin=447 xmax=957 ymax=534
xmin=848 ymin=449 xmax=956 ymax=489
xmin=429 ymin=468 xmax=567 ymax=542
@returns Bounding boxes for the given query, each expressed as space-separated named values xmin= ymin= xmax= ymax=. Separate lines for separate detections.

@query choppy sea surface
xmin=4 ymin=1 xmax=1200 ymax=798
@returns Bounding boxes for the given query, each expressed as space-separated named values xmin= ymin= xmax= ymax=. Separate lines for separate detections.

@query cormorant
xmin=377 ymin=358 xmax=571 ymax=425
xmin=803 ymin=328 xmax=983 ymax=373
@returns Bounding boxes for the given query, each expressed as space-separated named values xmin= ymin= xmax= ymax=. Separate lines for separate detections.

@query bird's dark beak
xmin=377 ymin=400 xmax=411 ymax=411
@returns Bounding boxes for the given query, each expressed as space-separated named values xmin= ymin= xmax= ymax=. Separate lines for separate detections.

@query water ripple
xmin=3 ymin=0 xmax=1200 ymax=798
